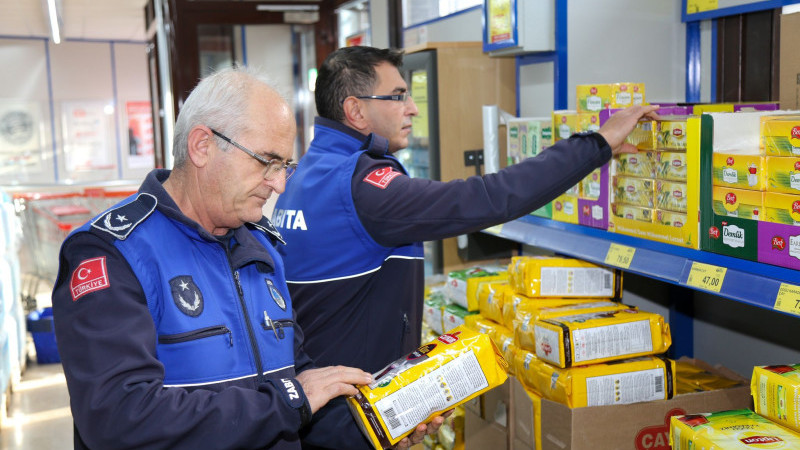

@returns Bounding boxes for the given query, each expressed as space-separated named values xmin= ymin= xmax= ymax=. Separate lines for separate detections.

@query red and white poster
xmin=126 ymin=101 xmax=154 ymax=169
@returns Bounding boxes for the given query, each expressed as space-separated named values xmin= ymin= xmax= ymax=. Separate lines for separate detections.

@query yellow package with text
xmin=713 ymin=153 xmax=766 ymax=190
xmin=508 ymin=256 xmax=618 ymax=298
xmin=752 ymin=363 xmax=800 ymax=434
xmin=763 ymin=191 xmax=800 ymax=225
xmin=348 ymin=326 xmax=508 ymax=450
xmin=656 ymin=150 xmax=688 ymax=181
xmin=477 ymin=281 xmax=510 ymax=324
xmin=712 ymin=187 xmax=764 ymax=220
xmin=515 ymin=352 xmax=675 ymax=408
xmin=501 ymin=294 xmax=598 ymax=329
xmin=762 ymin=115 xmax=800 ymax=156
xmin=614 ymin=176 xmax=655 ymax=208
xmin=670 ymin=409 xmax=800 ymax=450
xmin=655 ymin=209 xmax=687 ymax=228
xmin=611 ymin=203 xmax=654 ymax=223
xmin=656 ymin=180 xmax=688 ymax=213
xmin=616 ymin=151 xmax=657 ymax=178
xmin=766 ymin=156 xmax=800 ymax=194
xmin=534 ymin=308 xmax=671 ymax=368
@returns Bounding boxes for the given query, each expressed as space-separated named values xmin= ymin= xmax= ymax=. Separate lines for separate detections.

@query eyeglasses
xmin=209 ymin=128 xmax=297 ymax=180
xmin=354 ymin=93 xmax=411 ymax=102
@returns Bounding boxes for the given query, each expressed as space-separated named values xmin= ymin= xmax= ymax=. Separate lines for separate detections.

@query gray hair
xmin=172 ymin=66 xmax=285 ymax=167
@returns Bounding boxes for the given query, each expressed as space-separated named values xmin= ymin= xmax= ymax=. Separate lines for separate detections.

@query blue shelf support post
xmin=686 ymin=20 xmax=701 ymax=103
xmin=667 ymin=284 xmax=694 ymax=359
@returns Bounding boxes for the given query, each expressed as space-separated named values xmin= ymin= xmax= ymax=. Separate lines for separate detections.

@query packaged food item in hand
xmin=347 ymin=325 xmax=508 ymax=450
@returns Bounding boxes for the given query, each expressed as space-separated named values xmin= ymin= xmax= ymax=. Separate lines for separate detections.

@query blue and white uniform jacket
xmin=51 ymin=169 xmax=370 ymax=450
xmin=273 ymin=118 xmax=612 ymax=375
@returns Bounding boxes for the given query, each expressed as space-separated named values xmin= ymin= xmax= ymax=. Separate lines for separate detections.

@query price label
xmin=774 ymin=283 xmax=800 ymax=317
xmin=686 ymin=262 xmax=726 ymax=293
xmin=605 ymin=243 xmax=635 ymax=269
xmin=484 ymin=224 xmax=503 ymax=235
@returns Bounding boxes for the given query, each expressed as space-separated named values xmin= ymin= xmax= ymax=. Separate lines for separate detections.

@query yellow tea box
xmin=670 ymin=409 xmax=800 ymax=450
xmin=656 ymin=180 xmax=688 ymax=213
xmin=552 ymin=193 xmax=579 ymax=223
xmin=752 ymin=364 xmax=800 ymax=434
xmin=614 ymin=175 xmax=655 ymax=208
xmin=552 ymin=110 xmax=580 ymax=141
xmin=576 ymin=84 xmax=612 ymax=112
xmin=763 ymin=191 xmax=800 ymax=225
xmin=348 ymin=326 xmax=508 ymax=450
xmin=762 ymin=115 xmax=800 ymax=156
xmin=612 ymin=82 xmax=646 ymax=107
xmin=712 ymin=187 xmax=763 ymax=220
xmin=579 ymin=168 xmax=602 ymax=200
xmin=657 ymin=119 xmax=688 ymax=149
xmin=656 ymin=151 xmax=688 ymax=181
xmin=516 ymin=353 xmax=675 ymax=408
xmin=611 ymin=203 xmax=653 ymax=223
xmin=578 ymin=112 xmax=601 ymax=132
xmin=477 ymin=280 xmax=509 ymax=324
xmin=507 ymin=256 xmax=617 ymax=298
xmin=712 ymin=153 xmax=766 ymax=190
xmin=655 ymin=209 xmax=687 ymax=228
xmin=616 ymin=151 xmax=657 ymax=178
xmin=513 ymin=300 xmax=627 ymax=352
xmin=534 ymin=309 xmax=671 ymax=368
xmin=625 ymin=120 xmax=657 ymax=150
xmin=767 ymin=156 xmax=800 ymax=194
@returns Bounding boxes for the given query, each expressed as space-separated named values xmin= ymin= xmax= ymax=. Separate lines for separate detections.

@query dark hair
xmin=315 ymin=46 xmax=404 ymax=121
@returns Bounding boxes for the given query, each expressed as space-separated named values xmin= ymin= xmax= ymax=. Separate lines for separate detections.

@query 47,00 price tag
xmin=686 ymin=262 xmax=727 ymax=293
xmin=774 ymin=283 xmax=800 ymax=317
xmin=605 ymin=243 xmax=635 ymax=269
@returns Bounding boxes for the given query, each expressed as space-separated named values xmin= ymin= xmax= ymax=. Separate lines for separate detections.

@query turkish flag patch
xmin=363 ymin=167 xmax=402 ymax=189
xmin=70 ymin=257 xmax=110 ymax=301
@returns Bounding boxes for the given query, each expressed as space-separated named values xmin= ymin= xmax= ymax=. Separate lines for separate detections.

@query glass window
xmin=402 ymin=0 xmax=481 ymax=28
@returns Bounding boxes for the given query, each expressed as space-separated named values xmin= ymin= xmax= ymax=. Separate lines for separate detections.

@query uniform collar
xmin=313 ymin=117 xmax=390 ymax=157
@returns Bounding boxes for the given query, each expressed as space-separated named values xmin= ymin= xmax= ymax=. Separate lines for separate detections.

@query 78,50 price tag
xmin=686 ymin=262 xmax=727 ymax=293
xmin=604 ymin=243 xmax=635 ymax=269
xmin=774 ymin=283 xmax=800 ymax=317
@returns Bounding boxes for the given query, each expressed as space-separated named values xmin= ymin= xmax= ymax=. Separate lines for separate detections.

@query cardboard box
xmin=780 ymin=12 xmax=800 ymax=110
xmin=465 ymin=407 xmax=509 ymax=450
xmin=511 ymin=360 xmax=752 ymax=450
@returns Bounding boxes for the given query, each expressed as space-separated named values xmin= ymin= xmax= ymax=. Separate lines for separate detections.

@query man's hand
xmin=296 ymin=366 xmax=373 ymax=413
xmin=393 ymin=410 xmax=454 ymax=449
xmin=597 ymin=105 xmax=661 ymax=155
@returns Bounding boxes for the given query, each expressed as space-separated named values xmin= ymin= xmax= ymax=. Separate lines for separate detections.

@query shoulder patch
xmin=250 ymin=217 xmax=286 ymax=245
xmin=364 ymin=167 xmax=402 ymax=189
xmin=70 ymin=257 xmax=110 ymax=301
xmin=91 ymin=193 xmax=157 ymax=240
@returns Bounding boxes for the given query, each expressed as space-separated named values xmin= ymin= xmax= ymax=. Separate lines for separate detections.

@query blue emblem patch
xmin=266 ymin=279 xmax=286 ymax=311
xmin=170 ymin=275 xmax=204 ymax=317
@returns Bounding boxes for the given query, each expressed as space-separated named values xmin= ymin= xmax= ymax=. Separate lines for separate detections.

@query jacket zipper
xmin=158 ymin=325 xmax=233 ymax=346
xmin=228 ymin=252 xmax=266 ymax=384
xmin=262 ymin=316 xmax=294 ymax=340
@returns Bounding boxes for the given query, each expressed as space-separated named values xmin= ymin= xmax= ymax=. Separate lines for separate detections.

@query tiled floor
xmin=0 ymin=362 xmax=72 ymax=449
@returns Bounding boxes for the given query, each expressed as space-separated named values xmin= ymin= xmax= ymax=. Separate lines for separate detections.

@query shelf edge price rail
xmin=604 ymin=243 xmax=635 ymax=269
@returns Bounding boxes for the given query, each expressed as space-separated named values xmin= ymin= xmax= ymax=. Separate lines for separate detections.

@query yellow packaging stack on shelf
xmin=476 ymin=280 xmax=510 ymax=324
xmin=444 ymin=266 xmax=507 ymax=311
xmin=507 ymin=256 xmax=619 ymax=298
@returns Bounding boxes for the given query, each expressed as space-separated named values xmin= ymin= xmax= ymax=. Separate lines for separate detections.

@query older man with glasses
xmin=273 ymin=46 xmax=659 ymax=404
xmin=51 ymin=66 xmax=437 ymax=449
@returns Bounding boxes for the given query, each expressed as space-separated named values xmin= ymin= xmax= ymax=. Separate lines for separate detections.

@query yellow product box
xmin=656 ymin=180 xmax=688 ymax=213
xmin=655 ymin=209 xmax=687 ymax=228
xmin=712 ymin=187 xmax=764 ymax=220
xmin=657 ymin=119 xmax=688 ymax=150
xmin=444 ymin=266 xmax=507 ymax=311
xmin=615 ymin=151 xmax=657 ymax=178
xmin=576 ymin=84 xmax=612 ymax=112
xmin=762 ymin=115 xmax=800 ymax=156
xmin=534 ymin=309 xmax=671 ymax=368
xmin=577 ymin=112 xmax=601 ymax=133
xmin=612 ymin=82 xmax=646 ymax=107
xmin=348 ymin=326 xmax=508 ymax=450
xmin=670 ymin=409 xmax=800 ymax=450
xmin=477 ymin=280 xmax=510 ymax=324
xmin=752 ymin=364 xmax=800 ymax=433
xmin=626 ymin=120 xmax=657 ymax=150
xmin=507 ymin=256 xmax=618 ymax=298
xmin=611 ymin=203 xmax=653 ymax=223
xmin=712 ymin=153 xmax=767 ymax=190
xmin=767 ymin=156 xmax=800 ymax=194
xmin=552 ymin=110 xmax=580 ymax=142
xmin=552 ymin=193 xmax=579 ymax=224
xmin=513 ymin=300 xmax=627 ymax=352
xmin=516 ymin=352 xmax=675 ymax=408
xmin=501 ymin=294 xmax=598 ymax=330
xmin=579 ymin=168 xmax=602 ymax=200
xmin=613 ymin=175 xmax=655 ymax=208
xmin=657 ymin=150 xmax=688 ymax=181
xmin=764 ymin=191 xmax=800 ymax=225
xmin=692 ymin=103 xmax=734 ymax=114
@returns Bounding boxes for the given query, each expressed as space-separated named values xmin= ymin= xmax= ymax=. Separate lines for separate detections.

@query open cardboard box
xmin=511 ymin=358 xmax=752 ymax=450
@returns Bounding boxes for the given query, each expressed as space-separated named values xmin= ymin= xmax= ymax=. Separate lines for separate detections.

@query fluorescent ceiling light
xmin=257 ymin=4 xmax=320 ymax=12
xmin=46 ymin=0 xmax=62 ymax=44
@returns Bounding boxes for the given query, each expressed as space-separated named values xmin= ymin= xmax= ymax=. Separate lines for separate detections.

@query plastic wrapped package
xmin=507 ymin=256 xmax=618 ymax=298
xmin=534 ymin=308 xmax=671 ymax=368
xmin=348 ymin=326 xmax=508 ymax=450
xmin=752 ymin=363 xmax=800 ymax=434
xmin=476 ymin=280 xmax=510 ymax=324
xmin=670 ymin=409 xmax=800 ymax=449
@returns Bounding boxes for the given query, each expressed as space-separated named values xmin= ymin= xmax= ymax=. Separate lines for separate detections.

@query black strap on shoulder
xmin=90 ymin=193 xmax=157 ymax=240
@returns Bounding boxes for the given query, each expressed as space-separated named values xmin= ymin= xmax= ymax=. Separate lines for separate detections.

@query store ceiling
xmin=0 ymin=0 xmax=149 ymax=42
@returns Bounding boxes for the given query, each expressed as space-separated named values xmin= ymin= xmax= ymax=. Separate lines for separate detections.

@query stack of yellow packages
xmin=669 ymin=363 xmax=800 ymax=448
xmin=507 ymin=255 xmax=676 ymax=417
